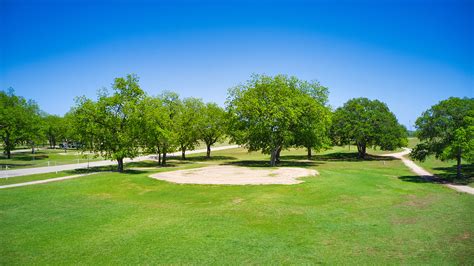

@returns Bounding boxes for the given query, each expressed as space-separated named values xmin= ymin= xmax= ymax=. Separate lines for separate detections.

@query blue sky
xmin=1 ymin=0 xmax=473 ymax=129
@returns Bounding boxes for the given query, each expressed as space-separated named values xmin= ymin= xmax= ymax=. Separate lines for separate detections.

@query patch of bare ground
xmin=149 ymin=165 xmax=318 ymax=185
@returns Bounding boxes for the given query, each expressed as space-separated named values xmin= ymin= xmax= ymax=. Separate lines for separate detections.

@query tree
xmin=227 ymin=74 xmax=328 ymax=166
xmin=26 ymin=113 xmax=45 ymax=154
xmin=293 ymin=95 xmax=332 ymax=159
xmin=43 ymin=114 xmax=64 ymax=148
xmin=0 ymin=89 xmax=41 ymax=158
xmin=141 ymin=95 xmax=177 ymax=166
xmin=157 ymin=91 xmax=181 ymax=165
xmin=293 ymin=80 xmax=332 ymax=159
xmin=410 ymin=97 xmax=474 ymax=178
xmin=199 ymin=102 xmax=227 ymax=158
xmin=70 ymin=74 xmax=145 ymax=172
xmin=331 ymin=98 xmax=407 ymax=159
xmin=174 ymin=97 xmax=204 ymax=159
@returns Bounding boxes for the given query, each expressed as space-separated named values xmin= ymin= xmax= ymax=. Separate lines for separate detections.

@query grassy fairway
xmin=1 ymin=148 xmax=473 ymax=264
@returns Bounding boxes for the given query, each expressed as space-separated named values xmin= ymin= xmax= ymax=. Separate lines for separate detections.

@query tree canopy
xmin=226 ymin=74 xmax=331 ymax=166
xmin=0 ymin=89 xmax=41 ymax=158
xmin=331 ymin=97 xmax=407 ymax=159
xmin=199 ymin=102 xmax=227 ymax=158
xmin=174 ymin=97 xmax=204 ymax=159
xmin=70 ymin=74 xmax=145 ymax=172
xmin=410 ymin=97 xmax=474 ymax=178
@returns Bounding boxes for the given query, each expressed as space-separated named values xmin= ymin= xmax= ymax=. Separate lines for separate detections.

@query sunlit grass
xmin=1 ymin=147 xmax=472 ymax=264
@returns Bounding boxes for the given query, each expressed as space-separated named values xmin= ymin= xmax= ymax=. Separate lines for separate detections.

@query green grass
xmin=407 ymin=137 xmax=420 ymax=149
xmin=0 ymin=149 xmax=103 ymax=170
xmin=416 ymin=156 xmax=473 ymax=187
xmin=404 ymin=137 xmax=473 ymax=186
xmin=1 ymin=148 xmax=473 ymax=264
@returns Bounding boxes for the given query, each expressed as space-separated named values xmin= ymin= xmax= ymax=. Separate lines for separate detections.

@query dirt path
xmin=381 ymin=148 xmax=474 ymax=195
xmin=0 ymin=173 xmax=97 ymax=189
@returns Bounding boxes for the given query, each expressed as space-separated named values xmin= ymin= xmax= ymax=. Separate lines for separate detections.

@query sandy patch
xmin=149 ymin=165 xmax=318 ymax=185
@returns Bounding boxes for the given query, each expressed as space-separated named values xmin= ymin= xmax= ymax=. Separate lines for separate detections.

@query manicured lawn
xmin=0 ymin=148 xmax=473 ymax=264
xmin=416 ymin=156 xmax=473 ymax=187
xmin=0 ymin=149 xmax=103 ymax=170
xmin=403 ymin=137 xmax=473 ymax=186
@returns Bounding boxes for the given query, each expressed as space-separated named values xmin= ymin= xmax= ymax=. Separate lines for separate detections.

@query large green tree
xmin=331 ymin=97 xmax=407 ymax=159
xmin=0 ymin=89 xmax=41 ymax=158
xmin=227 ymin=74 xmax=329 ymax=166
xmin=43 ymin=114 xmax=65 ymax=148
xmin=293 ymin=80 xmax=332 ymax=159
xmin=410 ymin=97 xmax=474 ymax=178
xmin=174 ymin=97 xmax=204 ymax=160
xmin=293 ymin=95 xmax=332 ymax=159
xmin=70 ymin=74 xmax=145 ymax=172
xmin=141 ymin=95 xmax=178 ymax=166
xmin=199 ymin=102 xmax=227 ymax=158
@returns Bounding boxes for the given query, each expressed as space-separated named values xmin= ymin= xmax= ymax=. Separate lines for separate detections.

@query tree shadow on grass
xmin=183 ymin=156 xmax=237 ymax=162
xmin=398 ymin=168 xmax=473 ymax=186
xmin=224 ymin=159 xmax=322 ymax=168
xmin=0 ymin=154 xmax=50 ymax=161
xmin=280 ymin=152 xmax=396 ymax=162
xmin=0 ymin=163 xmax=35 ymax=168
xmin=123 ymin=169 xmax=148 ymax=175
xmin=427 ymin=164 xmax=473 ymax=185
xmin=398 ymin=175 xmax=435 ymax=184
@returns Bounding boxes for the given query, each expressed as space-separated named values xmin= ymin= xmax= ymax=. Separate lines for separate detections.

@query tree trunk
xmin=162 ymin=152 xmax=167 ymax=166
xmin=117 ymin=158 xmax=124 ymax=172
xmin=157 ymin=147 xmax=161 ymax=165
xmin=206 ymin=144 xmax=211 ymax=159
xmin=181 ymin=145 xmax=186 ymax=160
xmin=270 ymin=146 xmax=281 ymax=167
xmin=5 ymin=132 xmax=11 ymax=159
xmin=31 ymin=142 xmax=35 ymax=154
xmin=357 ymin=142 xmax=366 ymax=159
xmin=456 ymin=149 xmax=462 ymax=179
xmin=276 ymin=146 xmax=282 ymax=163
xmin=307 ymin=146 xmax=312 ymax=159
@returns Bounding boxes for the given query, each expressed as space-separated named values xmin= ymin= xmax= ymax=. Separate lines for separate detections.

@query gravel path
xmin=381 ymin=148 xmax=474 ymax=195
xmin=0 ymin=173 xmax=97 ymax=189
xmin=0 ymin=145 xmax=239 ymax=178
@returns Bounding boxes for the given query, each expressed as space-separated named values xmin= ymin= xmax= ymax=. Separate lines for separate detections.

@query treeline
xmin=1 ymin=74 xmax=471 ymax=176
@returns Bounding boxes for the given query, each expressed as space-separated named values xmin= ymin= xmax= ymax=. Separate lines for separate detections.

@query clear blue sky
xmin=1 ymin=0 xmax=473 ymax=128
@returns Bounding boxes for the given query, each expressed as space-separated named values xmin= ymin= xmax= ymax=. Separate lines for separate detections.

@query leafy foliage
xmin=70 ymin=74 xmax=145 ymax=172
xmin=0 ymin=89 xmax=41 ymax=158
xmin=410 ymin=97 xmax=474 ymax=178
xmin=199 ymin=102 xmax=227 ymax=158
xmin=174 ymin=97 xmax=204 ymax=159
xmin=226 ymin=74 xmax=331 ymax=166
xmin=331 ymin=98 xmax=407 ymax=159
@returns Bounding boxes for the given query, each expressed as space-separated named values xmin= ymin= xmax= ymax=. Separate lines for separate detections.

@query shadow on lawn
xmin=183 ymin=155 xmax=237 ymax=162
xmin=0 ymin=153 xmax=50 ymax=161
xmin=280 ymin=152 xmax=396 ymax=162
xmin=399 ymin=163 xmax=473 ymax=185
xmin=398 ymin=175 xmax=434 ymax=184
xmin=224 ymin=159 xmax=321 ymax=168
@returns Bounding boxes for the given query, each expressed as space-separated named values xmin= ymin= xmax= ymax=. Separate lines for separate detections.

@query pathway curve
xmin=0 ymin=173 xmax=97 ymax=189
xmin=381 ymin=148 xmax=474 ymax=195
xmin=1 ymin=145 xmax=240 ymax=178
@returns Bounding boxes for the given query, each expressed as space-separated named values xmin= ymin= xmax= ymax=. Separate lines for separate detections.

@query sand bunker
xmin=149 ymin=165 xmax=318 ymax=185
